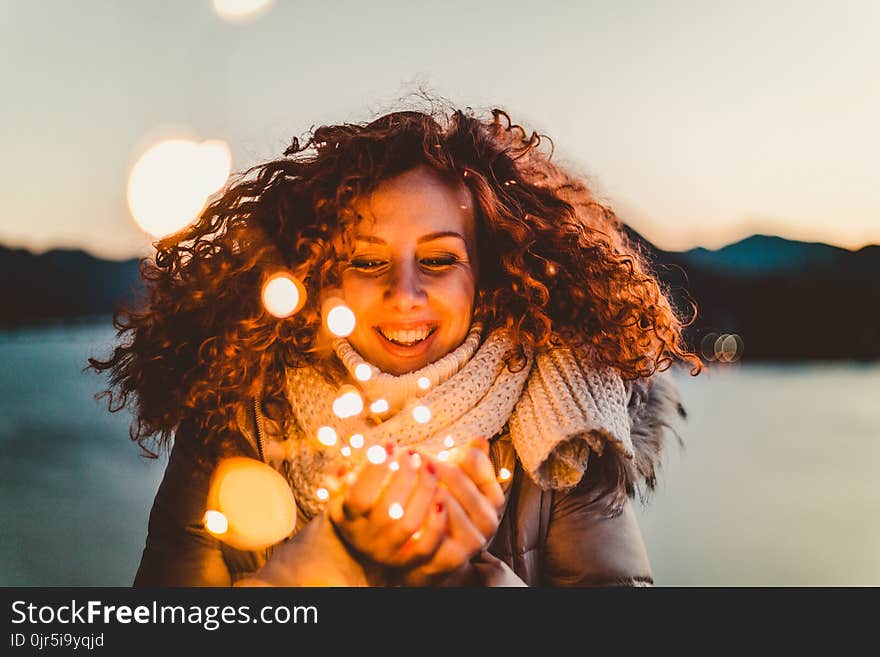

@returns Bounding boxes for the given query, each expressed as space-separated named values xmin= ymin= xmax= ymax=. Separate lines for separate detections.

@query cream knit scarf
xmin=282 ymin=324 xmax=633 ymax=519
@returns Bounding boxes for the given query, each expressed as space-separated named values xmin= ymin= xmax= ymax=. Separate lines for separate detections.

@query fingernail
xmin=426 ymin=461 xmax=436 ymax=475
xmin=385 ymin=442 xmax=394 ymax=455
xmin=410 ymin=452 xmax=422 ymax=469
xmin=336 ymin=465 xmax=347 ymax=477
xmin=435 ymin=502 xmax=444 ymax=513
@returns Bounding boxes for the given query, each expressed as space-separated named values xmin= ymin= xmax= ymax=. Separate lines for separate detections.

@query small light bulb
xmin=355 ymin=363 xmax=372 ymax=381
xmin=437 ymin=450 xmax=450 ymax=462
xmin=370 ymin=399 xmax=389 ymax=414
xmin=261 ymin=273 xmax=305 ymax=318
xmin=417 ymin=376 xmax=431 ymax=390
xmin=317 ymin=426 xmax=338 ymax=447
xmin=340 ymin=446 xmax=352 ymax=457
xmin=412 ymin=405 xmax=431 ymax=424
xmin=316 ymin=487 xmax=329 ymax=501
xmin=333 ymin=387 xmax=364 ymax=419
xmin=366 ymin=445 xmax=387 ymax=465
xmin=389 ymin=461 xmax=400 ymax=472
xmin=203 ymin=510 xmax=228 ymax=535
xmin=498 ymin=467 xmax=512 ymax=482
xmin=325 ymin=301 xmax=356 ymax=337
xmin=443 ymin=435 xmax=455 ymax=449
xmin=349 ymin=434 xmax=365 ymax=449
xmin=388 ymin=503 xmax=404 ymax=520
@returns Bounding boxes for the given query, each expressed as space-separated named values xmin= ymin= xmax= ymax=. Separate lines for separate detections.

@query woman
xmin=91 ymin=106 xmax=702 ymax=586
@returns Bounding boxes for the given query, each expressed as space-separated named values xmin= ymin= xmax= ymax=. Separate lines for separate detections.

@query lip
xmin=376 ymin=322 xmax=439 ymax=331
xmin=373 ymin=326 xmax=439 ymax=359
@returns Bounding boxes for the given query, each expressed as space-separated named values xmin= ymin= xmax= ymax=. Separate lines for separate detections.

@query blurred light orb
xmin=315 ymin=487 xmax=330 ymax=501
xmin=333 ymin=386 xmax=364 ymax=419
xmin=212 ymin=0 xmax=275 ymax=22
xmin=355 ymin=364 xmax=373 ymax=382
xmin=412 ymin=405 xmax=431 ymax=424
xmin=443 ymin=435 xmax=455 ymax=449
xmin=388 ymin=503 xmax=404 ymax=520
xmin=366 ymin=445 xmax=387 ymax=465
xmin=324 ymin=299 xmax=356 ymax=337
xmin=261 ymin=272 xmax=305 ymax=318
xmin=317 ymin=426 xmax=338 ymax=447
xmin=700 ymin=332 xmax=719 ymax=362
xmin=498 ymin=467 xmax=512 ymax=482
xmin=349 ymin=433 xmax=365 ymax=449
xmin=437 ymin=450 xmax=450 ymax=462
xmin=715 ymin=333 xmax=744 ymax=363
xmin=127 ymin=138 xmax=231 ymax=239
xmin=340 ymin=446 xmax=352 ymax=457
xmin=370 ymin=399 xmax=389 ymax=414
xmin=203 ymin=509 xmax=228 ymax=535
xmin=389 ymin=461 xmax=400 ymax=472
xmin=417 ymin=376 xmax=431 ymax=390
xmin=206 ymin=457 xmax=296 ymax=551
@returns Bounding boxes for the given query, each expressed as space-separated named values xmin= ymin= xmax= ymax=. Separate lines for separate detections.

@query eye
xmin=420 ymin=255 xmax=460 ymax=269
xmin=349 ymin=258 xmax=388 ymax=271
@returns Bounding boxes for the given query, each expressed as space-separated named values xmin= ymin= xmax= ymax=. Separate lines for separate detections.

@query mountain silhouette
xmin=2 ymin=233 xmax=878 ymax=361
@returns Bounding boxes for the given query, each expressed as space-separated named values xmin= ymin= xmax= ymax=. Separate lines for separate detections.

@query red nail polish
xmin=426 ymin=461 xmax=436 ymax=475
xmin=385 ymin=442 xmax=394 ymax=455
xmin=336 ymin=465 xmax=347 ymax=477
xmin=407 ymin=449 xmax=416 ymax=456
xmin=435 ymin=502 xmax=444 ymax=513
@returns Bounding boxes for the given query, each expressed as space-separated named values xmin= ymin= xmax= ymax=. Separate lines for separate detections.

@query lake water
xmin=1 ymin=323 xmax=878 ymax=586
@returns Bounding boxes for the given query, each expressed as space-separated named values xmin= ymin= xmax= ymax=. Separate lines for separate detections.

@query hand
xmin=328 ymin=447 xmax=448 ymax=569
xmin=397 ymin=437 xmax=505 ymax=586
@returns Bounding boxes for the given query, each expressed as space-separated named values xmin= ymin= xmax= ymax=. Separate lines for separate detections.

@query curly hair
xmin=89 ymin=105 xmax=702 ymax=464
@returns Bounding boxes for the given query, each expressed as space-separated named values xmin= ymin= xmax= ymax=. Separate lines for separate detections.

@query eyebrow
xmin=354 ymin=231 xmax=468 ymax=245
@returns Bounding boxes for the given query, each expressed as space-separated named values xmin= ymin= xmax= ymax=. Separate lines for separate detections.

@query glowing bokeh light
xmin=366 ymin=445 xmax=387 ymax=464
xmin=355 ymin=363 xmax=373 ymax=381
xmin=316 ymin=487 xmax=330 ymax=501
xmin=261 ymin=272 xmax=305 ymax=318
xmin=370 ymin=399 xmax=389 ymax=414
xmin=437 ymin=450 xmax=450 ymax=462
xmin=340 ymin=446 xmax=352 ymax=457
xmin=412 ymin=405 xmax=431 ymax=424
xmin=498 ymin=467 xmax=512 ymax=482
xmin=443 ymin=436 xmax=455 ymax=449
xmin=388 ymin=503 xmax=404 ymax=520
xmin=203 ymin=510 xmax=229 ymax=535
xmin=212 ymin=0 xmax=275 ymax=22
xmin=417 ymin=376 xmax=431 ymax=390
xmin=389 ymin=461 xmax=400 ymax=472
xmin=207 ymin=457 xmax=296 ymax=551
xmin=349 ymin=434 xmax=365 ymax=449
xmin=317 ymin=426 xmax=338 ymax=447
xmin=333 ymin=386 xmax=364 ymax=419
xmin=324 ymin=299 xmax=356 ymax=337
xmin=127 ymin=138 xmax=231 ymax=239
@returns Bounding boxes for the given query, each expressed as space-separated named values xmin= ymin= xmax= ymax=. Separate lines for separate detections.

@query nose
xmin=384 ymin=260 xmax=426 ymax=312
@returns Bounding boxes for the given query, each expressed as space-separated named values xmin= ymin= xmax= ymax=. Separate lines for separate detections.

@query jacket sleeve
xmin=541 ymin=475 xmax=654 ymax=586
xmin=133 ymin=427 xmax=238 ymax=587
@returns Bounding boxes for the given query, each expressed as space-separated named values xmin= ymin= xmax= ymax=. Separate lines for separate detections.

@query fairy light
xmin=340 ymin=446 xmax=352 ymax=457
xmin=333 ymin=386 xmax=364 ymax=419
xmin=366 ymin=445 xmax=387 ymax=465
xmin=410 ymin=452 xmax=421 ymax=468
xmin=349 ymin=434 xmax=365 ymax=449
xmin=317 ymin=426 xmax=338 ymax=447
xmin=437 ymin=450 xmax=450 ymax=462
xmin=355 ymin=363 xmax=373 ymax=382
xmin=443 ymin=435 xmax=455 ymax=449
xmin=261 ymin=272 xmax=306 ymax=318
xmin=203 ymin=510 xmax=228 ymax=535
xmin=316 ymin=487 xmax=329 ymax=501
xmin=498 ymin=467 xmax=512 ymax=482
xmin=546 ymin=262 xmax=557 ymax=276
xmin=370 ymin=399 xmax=390 ymax=414
xmin=389 ymin=461 xmax=400 ymax=472
xmin=412 ymin=405 xmax=431 ymax=424
xmin=324 ymin=298 xmax=356 ymax=337
xmin=417 ymin=376 xmax=431 ymax=390
xmin=388 ymin=503 xmax=404 ymax=520
xmin=411 ymin=530 xmax=423 ymax=541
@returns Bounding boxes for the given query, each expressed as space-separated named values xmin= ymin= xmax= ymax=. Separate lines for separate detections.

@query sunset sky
xmin=2 ymin=0 xmax=877 ymax=259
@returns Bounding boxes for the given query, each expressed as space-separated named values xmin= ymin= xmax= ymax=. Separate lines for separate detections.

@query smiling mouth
xmin=375 ymin=326 xmax=438 ymax=347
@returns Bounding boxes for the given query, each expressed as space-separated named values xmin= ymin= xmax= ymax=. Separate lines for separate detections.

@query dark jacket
xmin=134 ymin=372 xmax=684 ymax=587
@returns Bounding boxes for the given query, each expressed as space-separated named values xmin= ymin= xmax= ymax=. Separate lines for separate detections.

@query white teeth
xmin=378 ymin=326 xmax=433 ymax=345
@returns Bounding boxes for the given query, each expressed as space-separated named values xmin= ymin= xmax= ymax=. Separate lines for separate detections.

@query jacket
xmin=133 ymin=372 xmax=684 ymax=587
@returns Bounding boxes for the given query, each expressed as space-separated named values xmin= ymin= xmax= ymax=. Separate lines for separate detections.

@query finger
xmin=454 ymin=444 xmax=505 ymax=511
xmin=444 ymin=494 xmax=487 ymax=557
xmin=398 ymin=487 xmax=448 ymax=563
xmin=343 ymin=446 xmax=396 ymax=517
xmin=435 ymin=460 xmax=500 ymax=539
xmin=393 ymin=457 xmax=440 ymax=538
xmin=374 ymin=451 xmax=423 ymax=542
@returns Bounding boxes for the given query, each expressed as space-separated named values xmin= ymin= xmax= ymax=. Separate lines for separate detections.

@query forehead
xmin=351 ymin=166 xmax=475 ymax=241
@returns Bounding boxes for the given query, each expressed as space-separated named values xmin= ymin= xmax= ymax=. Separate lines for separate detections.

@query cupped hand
xmin=328 ymin=447 xmax=448 ymax=569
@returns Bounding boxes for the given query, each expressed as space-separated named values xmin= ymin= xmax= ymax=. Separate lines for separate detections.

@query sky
xmin=1 ymin=0 xmax=878 ymax=260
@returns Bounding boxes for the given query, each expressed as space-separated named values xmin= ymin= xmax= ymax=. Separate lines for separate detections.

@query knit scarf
xmin=281 ymin=324 xmax=633 ymax=519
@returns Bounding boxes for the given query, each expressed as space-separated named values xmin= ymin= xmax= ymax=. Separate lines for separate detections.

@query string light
xmin=498 ymin=467 xmax=512 ymax=482
xmin=349 ymin=434 xmax=365 ymax=449
xmin=333 ymin=386 xmax=364 ymax=419
xmin=370 ymin=399 xmax=389 ymax=414
xmin=324 ymin=298 xmax=356 ymax=337
xmin=412 ymin=405 xmax=431 ymax=424
xmin=437 ymin=450 xmax=450 ymax=462
xmin=366 ymin=445 xmax=387 ymax=464
xmin=443 ymin=436 xmax=455 ymax=449
xmin=316 ymin=487 xmax=330 ymax=501
xmin=340 ymin=446 xmax=352 ymax=457
xmin=355 ymin=363 xmax=373 ymax=381
xmin=317 ymin=426 xmax=338 ymax=446
xmin=261 ymin=272 xmax=305 ymax=318
xmin=417 ymin=376 xmax=431 ymax=390
xmin=388 ymin=503 xmax=404 ymax=520
xmin=203 ymin=510 xmax=228 ymax=535
xmin=389 ymin=461 xmax=400 ymax=472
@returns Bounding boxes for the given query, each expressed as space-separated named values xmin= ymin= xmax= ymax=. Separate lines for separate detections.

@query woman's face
xmin=340 ymin=165 xmax=478 ymax=375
